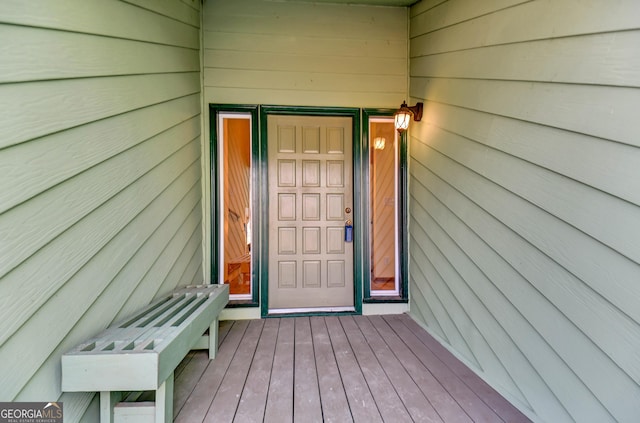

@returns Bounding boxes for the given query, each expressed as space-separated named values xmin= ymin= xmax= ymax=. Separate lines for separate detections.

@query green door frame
xmin=259 ymin=106 xmax=363 ymax=317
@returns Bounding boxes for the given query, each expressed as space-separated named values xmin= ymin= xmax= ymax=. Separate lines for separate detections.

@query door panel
xmin=268 ymin=115 xmax=354 ymax=310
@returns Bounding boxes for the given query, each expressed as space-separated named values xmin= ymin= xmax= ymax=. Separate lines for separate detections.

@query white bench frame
xmin=62 ymin=284 xmax=229 ymax=423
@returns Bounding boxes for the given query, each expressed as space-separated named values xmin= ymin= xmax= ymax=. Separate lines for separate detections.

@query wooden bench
xmin=61 ymin=284 xmax=229 ymax=423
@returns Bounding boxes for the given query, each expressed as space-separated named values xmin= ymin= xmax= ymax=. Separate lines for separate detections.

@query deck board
xmin=310 ymin=316 xmax=353 ymax=423
xmin=174 ymin=315 xmax=532 ymax=423
xmin=293 ymin=317 xmax=323 ymax=422
xmin=370 ymin=315 xmax=473 ymax=423
xmin=263 ymin=318 xmax=294 ymax=423
xmin=395 ymin=314 xmax=532 ymax=423
xmin=174 ymin=320 xmax=248 ymax=423
xmin=174 ymin=319 xmax=235 ymax=416
xmin=353 ymin=315 xmax=443 ymax=423
xmin=174 ymin=351 xmax=209 ymax=416
xmin=324 ymin=316 xmax=382 ymax=423
xmin=338 ymin=316 xmax=413 ymax=423
xmin=234 ymin=318 xmax=279 ymax=422
xmin=204 ymin=319 xmax=265 ymax=422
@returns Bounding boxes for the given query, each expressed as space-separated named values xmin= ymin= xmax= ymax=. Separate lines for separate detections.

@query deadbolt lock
xmin=345 ymin=207 xmax=351 ymax=214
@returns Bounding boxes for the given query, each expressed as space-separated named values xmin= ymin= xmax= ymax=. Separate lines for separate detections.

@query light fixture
xmin=394 ymin=101 xmax=423 ymax=133
xmin=373 ymin=137 xmax=386 ymax=150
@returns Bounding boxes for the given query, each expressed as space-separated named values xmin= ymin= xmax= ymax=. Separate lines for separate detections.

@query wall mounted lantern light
xmin=394 ymin=101 xmax=423 ymax=133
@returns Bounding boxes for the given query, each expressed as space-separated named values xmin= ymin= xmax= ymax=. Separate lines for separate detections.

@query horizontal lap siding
xmin=203 ymin=0 xmax=407 ymax=108
xmin=408 ymin=1 xmax=640 ymax=422
xmin=0 ymin=1 xmax=202 ymax=422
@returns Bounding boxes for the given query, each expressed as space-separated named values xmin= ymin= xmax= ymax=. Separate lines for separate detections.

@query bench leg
xmin=155 ymin=372 xmax=174 ymax=423
xmin=209 ymin=318 xmax=219 ymax=359
xmin=100 ymin=391 xmax=118 ymax=423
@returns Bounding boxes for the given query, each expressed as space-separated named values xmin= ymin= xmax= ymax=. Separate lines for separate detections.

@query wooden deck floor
xmin=173 ymin=314 xmax=531 ymax=423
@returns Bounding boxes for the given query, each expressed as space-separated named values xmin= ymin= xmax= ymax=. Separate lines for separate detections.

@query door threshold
xmin=268 ymin=306 xmax=356 ymax=315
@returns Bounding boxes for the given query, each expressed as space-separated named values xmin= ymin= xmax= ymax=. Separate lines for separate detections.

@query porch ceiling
xmin=280 ymin=0 xmax=416 ymax=6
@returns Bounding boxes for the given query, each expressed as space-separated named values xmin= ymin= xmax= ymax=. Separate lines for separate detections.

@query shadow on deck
xmin=173 ymin=314 xmax=531 ymax=422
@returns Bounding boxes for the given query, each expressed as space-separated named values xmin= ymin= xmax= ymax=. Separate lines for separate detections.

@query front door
xmin=268 ymin=115 xmax=354 ymax=311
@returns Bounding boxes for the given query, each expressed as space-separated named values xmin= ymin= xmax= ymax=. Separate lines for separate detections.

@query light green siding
xmin=408 ymin=1 xmax=640 ymax=422
xmin=0 ymin=1 xmax=202 ymax=422
xmin=203 ymin=0 xmax=407 ymax=108
xmin=201 ymin=0 xmax=408 ymax=287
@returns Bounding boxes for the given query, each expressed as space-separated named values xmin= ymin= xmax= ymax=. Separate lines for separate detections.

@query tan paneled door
xmin=268 ymin=115 xmax=354 ymax=311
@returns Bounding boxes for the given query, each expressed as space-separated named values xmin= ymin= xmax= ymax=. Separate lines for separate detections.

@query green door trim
xmin=260 ymin=106 xmax=363 ymax=317
xmin=209 ymin=104 xmax=260 ymax=307
xmin=362 ymin=109 xmax=409 ymax=303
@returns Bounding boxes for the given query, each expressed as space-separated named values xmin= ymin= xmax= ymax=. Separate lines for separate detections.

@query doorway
xmin=267 ymin=114 xmax=355 ymax=312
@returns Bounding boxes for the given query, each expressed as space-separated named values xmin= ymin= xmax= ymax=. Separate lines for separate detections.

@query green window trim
xmin=362 ymin=108 xmax=409 ymax=303
xmin=209 ymin=104 xmax=260 ymax=307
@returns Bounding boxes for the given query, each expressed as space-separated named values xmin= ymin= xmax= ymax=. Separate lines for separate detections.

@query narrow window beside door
xmin=219 ymin=114 xmax=252 ymax=300
xmin=369 ymin=118 xmax=400 ymax=296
